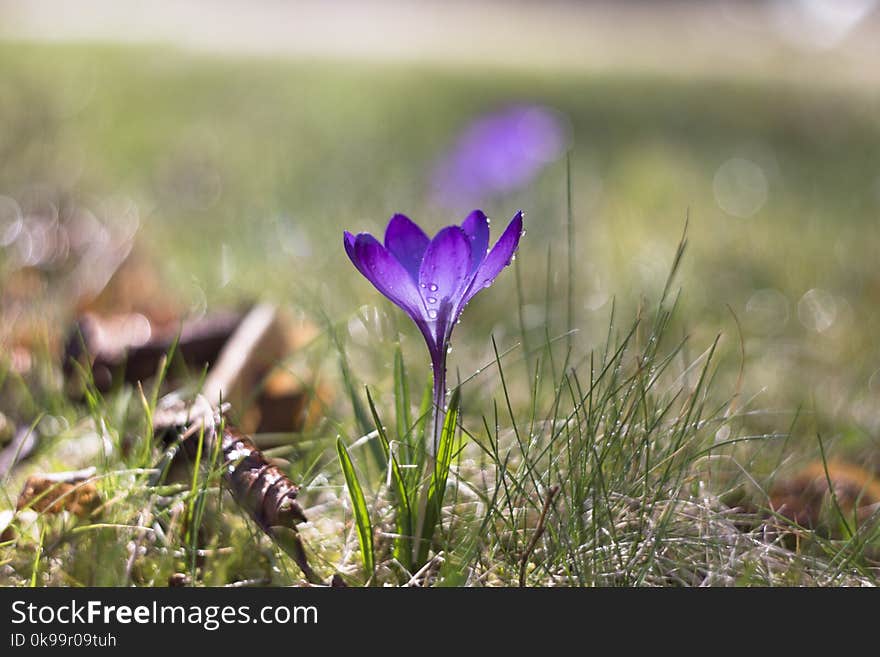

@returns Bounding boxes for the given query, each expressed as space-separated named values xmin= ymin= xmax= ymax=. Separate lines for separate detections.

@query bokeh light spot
xmin=713 ymin=157 xmax=768 ymax=218
xmin=745 ymin=288 xmax=790 ymax=335
xmin=797 ymin=288 xmax=837 ymax=333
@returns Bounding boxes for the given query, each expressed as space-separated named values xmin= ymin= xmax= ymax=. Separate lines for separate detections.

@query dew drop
xmin=483 ymin=279 xmax=493 ymax=288
xmin=446 ymin=346 xmax=453 ymax=354
xmin=420 ymin=282 xmax=426 ymax=288
xmin=428 ymin=309 xmax=438 ymax=319
xmin=427 ymin=296 xmax=437 ymax=304
xmin=429 ymin=283 xmax=438 ymax=292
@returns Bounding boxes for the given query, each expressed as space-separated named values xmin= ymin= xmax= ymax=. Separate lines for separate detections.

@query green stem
xmin=431 ymin=350 xmax=447 ymax=454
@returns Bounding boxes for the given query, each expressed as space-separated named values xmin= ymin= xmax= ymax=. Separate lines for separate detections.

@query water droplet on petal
xmin=427 ymin=296 xmax=437 ymax=304
xmin=483 ymin=279 xmax=493 ymax=288
xmin=446 ymin=345 xmax=453 ymax=354
xmin=420 ymin=282 xmax=427 ymax=288
xmin=429 ymin=283 xmax=438 ymax=292
xmin=428 ymin=309 xmax=438 ymax=319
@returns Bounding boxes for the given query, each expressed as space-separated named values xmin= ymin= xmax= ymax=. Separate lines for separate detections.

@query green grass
xmin=1 ymin=42 xmax=880 ymax=586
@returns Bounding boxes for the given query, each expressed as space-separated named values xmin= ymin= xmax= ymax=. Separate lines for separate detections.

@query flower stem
xmin=414 ymin=349 xmax=446 ymax=564
xmin=431 ymin=351 xmax=447 ymax=455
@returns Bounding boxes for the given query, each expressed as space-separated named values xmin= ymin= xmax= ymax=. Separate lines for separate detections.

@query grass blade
xmin=336 ymin=437 xmax=375 ymax=580
xmin=416 ymin=387 xmax=461 ymax=567
xmin=393 ymin=345 xmax=411 ymax=446
xmin=366 ymin=387 xmax=413 ymax=572
xmin=414 ymin=378 xmax=433 ymax=452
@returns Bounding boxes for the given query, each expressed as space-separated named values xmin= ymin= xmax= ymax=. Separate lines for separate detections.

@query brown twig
xmin=519 ymin=485 xmax=559 ymax=587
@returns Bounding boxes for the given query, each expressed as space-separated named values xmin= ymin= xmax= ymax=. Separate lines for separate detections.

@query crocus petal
xmin=350 ymin=234 xmax=430 ymax=330
xmin=384 ymin=214 xmax=430 ymax=283
xmin=461 ymin=210 xmax=490 ymax=273
xmin=418 ymin=226 xmax=472 ymax=322
xmin=344 ymin=231 xmax=361 ymax=270
xmin=431 ymin=105 xmax=570 ymax=208
xmin=433 ymin=297 xmax=457 ymax=350
xmin=461 ymin=210 xmax=523 ymax=307
xmin=344 ymin=231 xmax=375 ymax=285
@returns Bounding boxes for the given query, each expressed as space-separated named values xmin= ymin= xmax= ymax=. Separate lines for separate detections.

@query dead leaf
xmin=0 ymin=510 xmax=14 ymax=542
xmin=770 ymin=460 xmax=880 ymax=529
xmin=16 ymin=469 xmax=101 ymax=517
xmin=63 ymin=309 xmax=244 ymax=394
xmin=75 ymin=246 xmax=182 ymax=324
xmin=168 ymin=573 xmax=190 ymax=587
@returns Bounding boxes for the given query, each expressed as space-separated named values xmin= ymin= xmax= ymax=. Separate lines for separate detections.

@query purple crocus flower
xmin=344 ymin=210 xmax=524 ymax=449
xmin=431 ymin=104 xmax=570 ymax=209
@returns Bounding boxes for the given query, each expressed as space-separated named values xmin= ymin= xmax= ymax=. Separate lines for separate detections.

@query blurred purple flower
xmin=344 ymin=210 xmax=523 ymax=448
xmin=431 ymin=105 xmax=570 ymax=208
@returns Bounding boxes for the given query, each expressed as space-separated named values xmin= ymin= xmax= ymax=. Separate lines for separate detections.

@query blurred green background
xmin=2 ymin=1 xmax=880 ymax=467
